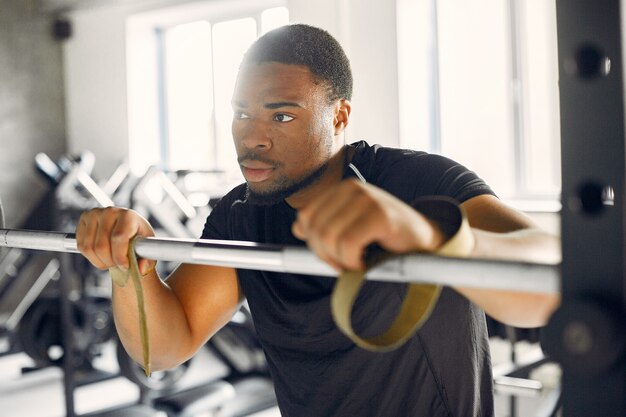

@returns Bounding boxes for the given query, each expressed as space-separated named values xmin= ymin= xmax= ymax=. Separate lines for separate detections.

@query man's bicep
xmin=461 ymin=194 xmax=536 ymax=233
xmin=166 ymin=263 xmax=243 ymax=346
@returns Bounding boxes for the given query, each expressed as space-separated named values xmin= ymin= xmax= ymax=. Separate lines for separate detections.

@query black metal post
xmin=59 ymin=252 xmax=76 ymax=417
xmin=545 ymin=0 xmax=626 ymax=415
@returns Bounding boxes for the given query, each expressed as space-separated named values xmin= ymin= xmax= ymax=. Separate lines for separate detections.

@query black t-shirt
xmin=202 ymin=141 xmax=496 ymax=417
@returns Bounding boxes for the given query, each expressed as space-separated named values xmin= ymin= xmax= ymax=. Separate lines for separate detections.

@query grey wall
xmin=0 ymin=1 xmax=67 ymax=228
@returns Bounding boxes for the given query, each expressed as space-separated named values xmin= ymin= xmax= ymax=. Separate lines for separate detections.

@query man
xmin=77 ymin=24 xmax=560 ymax=416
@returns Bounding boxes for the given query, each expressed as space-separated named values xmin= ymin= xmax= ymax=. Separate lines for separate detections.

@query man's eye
xmin=273 ymin=114 xmax=294 ymax=122
xmin=234 ymin=111 xmax=250 ymax=120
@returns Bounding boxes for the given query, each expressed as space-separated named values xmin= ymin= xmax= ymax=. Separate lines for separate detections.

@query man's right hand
xmin=75 ymin=206 xmax=242 ymax=371
xmin=76 ymin=207 xmax=156 ymax=276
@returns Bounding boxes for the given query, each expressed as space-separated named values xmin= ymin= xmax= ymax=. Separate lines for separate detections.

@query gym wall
xmin=0 ymin=1 xmax=67 ymax=228
xmin=60 ymin=0 xmax=400 ymax=180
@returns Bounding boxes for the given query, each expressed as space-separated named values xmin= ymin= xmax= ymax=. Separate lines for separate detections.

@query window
xmin=127 ymin=2 xmax=289 ymax=178
xmin=397 ymin=0 xmax=560 ymax=204
xmin=162 ymin=6 xmax=289 ymax=174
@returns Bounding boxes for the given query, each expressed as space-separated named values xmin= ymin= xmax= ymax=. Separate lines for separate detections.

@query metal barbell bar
xmin=0 ymin=228 xmax=560 ymax=294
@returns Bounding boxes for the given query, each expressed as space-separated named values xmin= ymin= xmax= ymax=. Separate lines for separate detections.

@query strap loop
xmin=109 ymin=237 xmax=151 ymax=376
xmin=331 ymin=197 xmax=475 ymax=352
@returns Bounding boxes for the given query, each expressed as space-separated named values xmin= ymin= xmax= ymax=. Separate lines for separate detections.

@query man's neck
xmin=285 ymin=146 xmax=348 ymax=210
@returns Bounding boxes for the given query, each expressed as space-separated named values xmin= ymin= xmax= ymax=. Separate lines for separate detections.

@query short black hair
xmin=241 ymin=24 xmax=353 ymax=101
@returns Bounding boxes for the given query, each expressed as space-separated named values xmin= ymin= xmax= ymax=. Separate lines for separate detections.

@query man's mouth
xmin=240 ymin=160 xmax=275 ymax=183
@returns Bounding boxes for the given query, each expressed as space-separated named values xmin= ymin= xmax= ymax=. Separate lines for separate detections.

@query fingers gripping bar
xmin=0 ymin=228 xmax=560 ymax=294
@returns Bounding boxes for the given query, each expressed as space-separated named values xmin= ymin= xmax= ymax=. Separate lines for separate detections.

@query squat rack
xmin=544 ymin=0 xmax=626 ymax=415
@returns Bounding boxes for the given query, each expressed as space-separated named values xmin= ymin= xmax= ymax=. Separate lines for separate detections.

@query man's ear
xmin=333 ymin=99 xmax=352 ymax=135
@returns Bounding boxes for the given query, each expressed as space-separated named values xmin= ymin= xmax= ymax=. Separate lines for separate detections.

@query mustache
xmin=237 ymin=152 xmax=278 ymax=167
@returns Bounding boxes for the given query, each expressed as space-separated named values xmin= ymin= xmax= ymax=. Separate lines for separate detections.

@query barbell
xmin=0 ymin=228 xmax=560 ymax=294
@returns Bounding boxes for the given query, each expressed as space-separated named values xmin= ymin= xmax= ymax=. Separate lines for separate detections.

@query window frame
xmin=126 ymin=0 xmax=287 ymax=176
xmin=396 ymin=0 xmax=561 ymax=208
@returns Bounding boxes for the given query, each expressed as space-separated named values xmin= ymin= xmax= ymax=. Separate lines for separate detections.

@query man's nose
xmin=239 ymin=121 xmax=272 ymax=150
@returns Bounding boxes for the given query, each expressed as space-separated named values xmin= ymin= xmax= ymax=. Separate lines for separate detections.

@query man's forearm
xmin=112 ymin=270 xmax=195 ymax=371
xmin=472 ymin=228 xmax=561 ymax=264
xmin=456 ymin=228 xmax=561 ymax=327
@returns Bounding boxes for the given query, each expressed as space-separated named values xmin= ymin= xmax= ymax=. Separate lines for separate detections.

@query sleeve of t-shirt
xmin=374 ymin=149 xmax=496 ymax=204
xmin=427 ymin=154 xmax=497 ymax=203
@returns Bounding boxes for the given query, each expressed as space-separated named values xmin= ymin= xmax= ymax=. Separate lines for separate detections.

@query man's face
xmin=231 ymin=62 xmax=341 ymax=205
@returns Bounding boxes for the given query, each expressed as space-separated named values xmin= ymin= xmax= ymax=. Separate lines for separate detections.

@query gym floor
xmin=0 ymin=339 xmax=280 ymax=417
xmin=0 ymin=337 xmax=560 ymax=417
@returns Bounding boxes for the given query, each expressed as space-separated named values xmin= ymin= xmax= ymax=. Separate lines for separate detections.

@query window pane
xmin=164 ymin=21 xmax=213 ymax=171
xmin=212 ymin=18 xmax=257 ymax=175
xmin=437 ymin=0 xmax=515 ymax=198
xmin=397 ymin=0 xmax=437 ymax=152
xmin=261 ymin=6 xmax=289 ymax=34
xmin=519 ymin=0 xmax=560 ymax=196
xmin=398 ymin=0 xmax=560 ymax=201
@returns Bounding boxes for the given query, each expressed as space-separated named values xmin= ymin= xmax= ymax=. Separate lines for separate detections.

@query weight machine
xmin=0 ymin=154 xmax=276 ymax=416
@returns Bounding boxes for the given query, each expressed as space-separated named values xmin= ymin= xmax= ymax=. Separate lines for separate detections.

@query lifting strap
xmin=109 ymin=237 xmax=151 ymax=377
xmin=331 ymin=197 xmax=475 ymax=351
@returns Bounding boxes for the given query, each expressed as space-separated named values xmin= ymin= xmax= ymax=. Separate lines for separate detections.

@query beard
xmin=245 ymin=162 xmax=329 ymax=206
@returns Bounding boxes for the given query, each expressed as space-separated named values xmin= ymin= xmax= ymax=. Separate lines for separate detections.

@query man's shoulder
xmin=350 ymin=140 xmax=448 ymax=180
xmin=349 ymin=140 xmax=493 ymax=201
xmin=351 ymin=140 xmax=428 ymax=158
xmin=352 ymin=140 xmax=446 ymax=168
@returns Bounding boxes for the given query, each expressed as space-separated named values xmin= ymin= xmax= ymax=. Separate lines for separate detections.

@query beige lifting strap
xmin=331 ymin=197 xmax=475 ymax=352
xmin=109 ymin=237 xmax=151 ymax=377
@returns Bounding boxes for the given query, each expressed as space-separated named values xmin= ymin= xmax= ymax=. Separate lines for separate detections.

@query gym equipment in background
xmin=0 ymin=155 xmax=277 ymax=417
